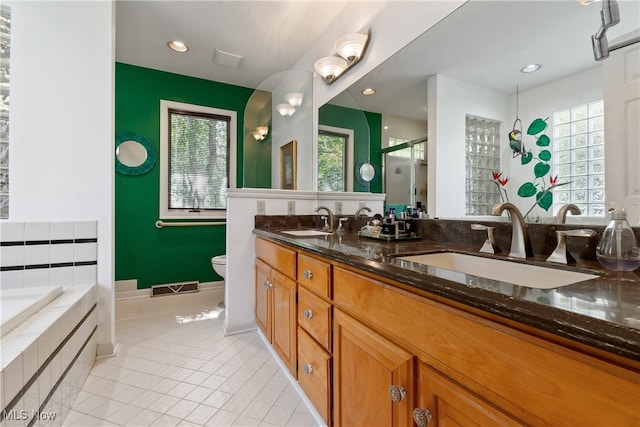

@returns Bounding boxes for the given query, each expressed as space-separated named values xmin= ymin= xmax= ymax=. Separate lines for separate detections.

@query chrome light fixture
xmin=315 ymin=30 xmax=370 ymax=84
xmin=591 ymin=0 xmax=639 ymax=61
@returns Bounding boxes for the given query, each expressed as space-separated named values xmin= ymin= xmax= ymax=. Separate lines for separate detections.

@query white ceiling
xmin=116 ymin=1 xmax=640 ymax=122
xmin=115 ymin=1 xmax=354 ymax=89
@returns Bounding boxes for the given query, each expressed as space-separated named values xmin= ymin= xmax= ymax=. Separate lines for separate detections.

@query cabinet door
xmin=334 ymin=309 xmax=414 ymax=427
xmin=414 ymin=362 xmax=525 ymax=427
xmin=255 ymin=258 xmax=272 ymax=340
xmin=271 ymin=268 xmax=297 ymax=377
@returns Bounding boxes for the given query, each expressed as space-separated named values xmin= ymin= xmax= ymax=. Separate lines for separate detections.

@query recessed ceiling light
xmin=521 ymin=64 xmax=541 ymax=73
xmin=167 ymin=41 xmax=189 ymax=53
xmin=383 ymin=125 xmax=389 ymax=130
xmin=361 ymin=88 xmax=376 ymax=95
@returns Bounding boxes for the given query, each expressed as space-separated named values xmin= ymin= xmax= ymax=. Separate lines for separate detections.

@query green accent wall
xmin=115 ymin=63 xmax=254 ymax=289
xmin=319 ymin=104 xmax=383 ymax=193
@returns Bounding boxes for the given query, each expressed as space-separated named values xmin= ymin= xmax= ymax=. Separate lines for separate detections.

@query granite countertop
xmin=253 ymin=218 xmax=640 ymax=363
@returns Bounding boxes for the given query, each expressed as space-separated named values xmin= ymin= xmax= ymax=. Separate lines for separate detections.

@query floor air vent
xmin=151 ymin=281 xmax=199 ymax=297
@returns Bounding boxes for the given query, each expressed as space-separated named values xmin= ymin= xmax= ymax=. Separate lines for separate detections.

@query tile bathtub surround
xmin=0 ymin=283 xmax=98 ymax=427
xmin=0 ymin=221 xmax=97 ymax=289
xmin=64 ymin=289 xmax=319 ymax=427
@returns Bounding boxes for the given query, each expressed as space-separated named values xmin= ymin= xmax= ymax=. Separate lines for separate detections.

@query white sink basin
xmin=397 ymin=252 xmax=599 ymax=289
xmin=281 ymin=230 xmax=333 ymax=237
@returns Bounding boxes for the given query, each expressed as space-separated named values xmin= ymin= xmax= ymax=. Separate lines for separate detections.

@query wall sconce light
xmin=276 ymin=103 xmax=296 ymax=116
xmin=252 ymin=125 xmax=269 ymax=141
xmin=284 ymin=92 xmax=303 ymax=107
xmin=314 ymin=30 xmax=370 ymax=84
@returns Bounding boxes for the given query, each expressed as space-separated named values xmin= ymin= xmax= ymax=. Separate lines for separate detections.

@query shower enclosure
xmin=382 ymin=138 xmax=427 ymax=211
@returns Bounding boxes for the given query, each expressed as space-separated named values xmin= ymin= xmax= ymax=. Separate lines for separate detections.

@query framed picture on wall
xmin=280 ymin=140 xmax=297 ymax=190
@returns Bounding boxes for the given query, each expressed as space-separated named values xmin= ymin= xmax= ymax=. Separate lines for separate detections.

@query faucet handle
xmin=320 ymin=216 xmax=329 ymax=231
xmin=546 ymin=229 xmax=596 ymax=264
xmin=471 ymin=224 xmax=501 ymax=254
xmin=337 ymin=217 xmax=348 ymax=233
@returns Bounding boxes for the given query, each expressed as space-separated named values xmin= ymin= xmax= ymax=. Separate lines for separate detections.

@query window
xmin=160 ymin=100 xmax=236 ymax=219
xmin=552 ymin=100 xmax=605 ymax=217
xmin=465 ymin=115 xmax=501 ymax=215
xmin=318 ymin=125 xmax=353 ymax=192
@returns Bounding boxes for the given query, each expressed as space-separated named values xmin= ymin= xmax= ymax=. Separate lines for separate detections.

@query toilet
xmin=211 ymin=254 xmax=226 ymax=280
xmin=211 ymin=255 xmax=226 ymax=308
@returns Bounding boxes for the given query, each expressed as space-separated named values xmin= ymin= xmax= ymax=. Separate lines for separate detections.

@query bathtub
xmin=0 ymin=283 xmax=97 ymax=427
xmin=1 ymin=286 xmax=63 ymax=338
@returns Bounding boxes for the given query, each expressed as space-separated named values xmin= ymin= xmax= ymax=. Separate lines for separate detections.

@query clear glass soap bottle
xmin=596 ymin=207 xmax=640 ymax=271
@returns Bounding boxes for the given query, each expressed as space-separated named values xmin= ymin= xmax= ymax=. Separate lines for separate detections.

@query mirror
xmin=326 ymin=0 xmax=640 ymax=223
xmin=244 ymin=70 xmax=378 ymax=193
xmin=114 ymin=132 xmax=157 ymax=176
xmin=243 ymin=70 xmax=314 ymax=190
xmin=117 ymin=141 xmax=147 ymax=167
xmin=359 ymin=163 xmax=375 ymax=182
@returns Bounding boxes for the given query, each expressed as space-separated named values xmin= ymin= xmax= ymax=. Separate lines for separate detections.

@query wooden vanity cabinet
xmin=332 ymin=265 xmax=640 ymax=427
xmin=296 ymin=253 xmax=333 ymax=425
xmin=333 ymin=308 xmax=415 ymax=427
xmin=255 ymin=237 xmax=640 ymax=427
xmin=298 ymin=326 xmax=332 ymax=424
xmin=255 ymin=238 xmax=297 ymax=377
xmin=414 ymin=362 xmax=525 ymax=427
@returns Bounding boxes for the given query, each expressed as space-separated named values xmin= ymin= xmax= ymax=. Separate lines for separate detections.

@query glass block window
xmin=552 ymin=100 xmax=605 ymax=217
xmin=465 ymin=115 xmax=501 ymax=215
xmin=0 ymin=6 xmax=10 ymax=219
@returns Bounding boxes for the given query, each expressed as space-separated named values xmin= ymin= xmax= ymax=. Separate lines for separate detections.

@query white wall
xmin=224 ymin=189 xmax=385 ymax=336
xmin=505 ymin=66 xmax=603 ymax=218
xmin=271 ymin=70 xmax=316 ymax=191
xmin=427 ymin=74 xmax=509 ymax=218
xmin=7 ymin=1 xmax=116 ymax=357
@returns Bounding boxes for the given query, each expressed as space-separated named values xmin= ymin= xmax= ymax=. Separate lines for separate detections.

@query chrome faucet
xmin=491 ymin=202 xmax=534 ymax=259
xmin=355 ymin=206 xmax=372 ymax=217
xmin=314 ymin=206 xmax=335 ymax=231
xmin=553 ymin=204 xmax=581 ymax=224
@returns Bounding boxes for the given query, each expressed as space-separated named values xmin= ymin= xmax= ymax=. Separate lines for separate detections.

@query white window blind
xmin=160 ymin=100 xmax=236 ymax=219
xmin=168 ymin=109 xmax=230 ymax=211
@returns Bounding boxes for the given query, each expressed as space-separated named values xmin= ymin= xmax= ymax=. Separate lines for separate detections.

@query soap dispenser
xmin=596 ymin=207 xmax=640 ymax=271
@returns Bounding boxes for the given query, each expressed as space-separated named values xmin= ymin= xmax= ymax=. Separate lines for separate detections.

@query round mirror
xmin=359 ymin=162 xmax=375 ymax=182
xmin=115 ymin=132 xmax=157 ymax=176
xmin=116 ymin=140 xmax=147 ymax=167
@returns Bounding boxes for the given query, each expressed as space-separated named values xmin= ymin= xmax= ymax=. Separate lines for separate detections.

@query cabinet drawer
xmin=297 ymin=253 xmax=331 ymax=298
xmin=298 ymin=286 xmax=332 ymax=351
xmin=255 ymin=237 xmax=296 ymax=279
xmin=297 ymin=327 xmax=331 ymax=425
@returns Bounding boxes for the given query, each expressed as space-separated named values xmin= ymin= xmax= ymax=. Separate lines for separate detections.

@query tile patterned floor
xmin=65 ymin=289 xmax=318 ymax=426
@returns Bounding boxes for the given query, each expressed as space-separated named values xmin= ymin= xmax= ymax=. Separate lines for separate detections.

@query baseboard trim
xmin=223 ymin=319 xmax=257 ymax=336
xmin=115 ymin=281 xmax=224 ymax=300
xmin=96 ymin=341 xmax=119 ymax=360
